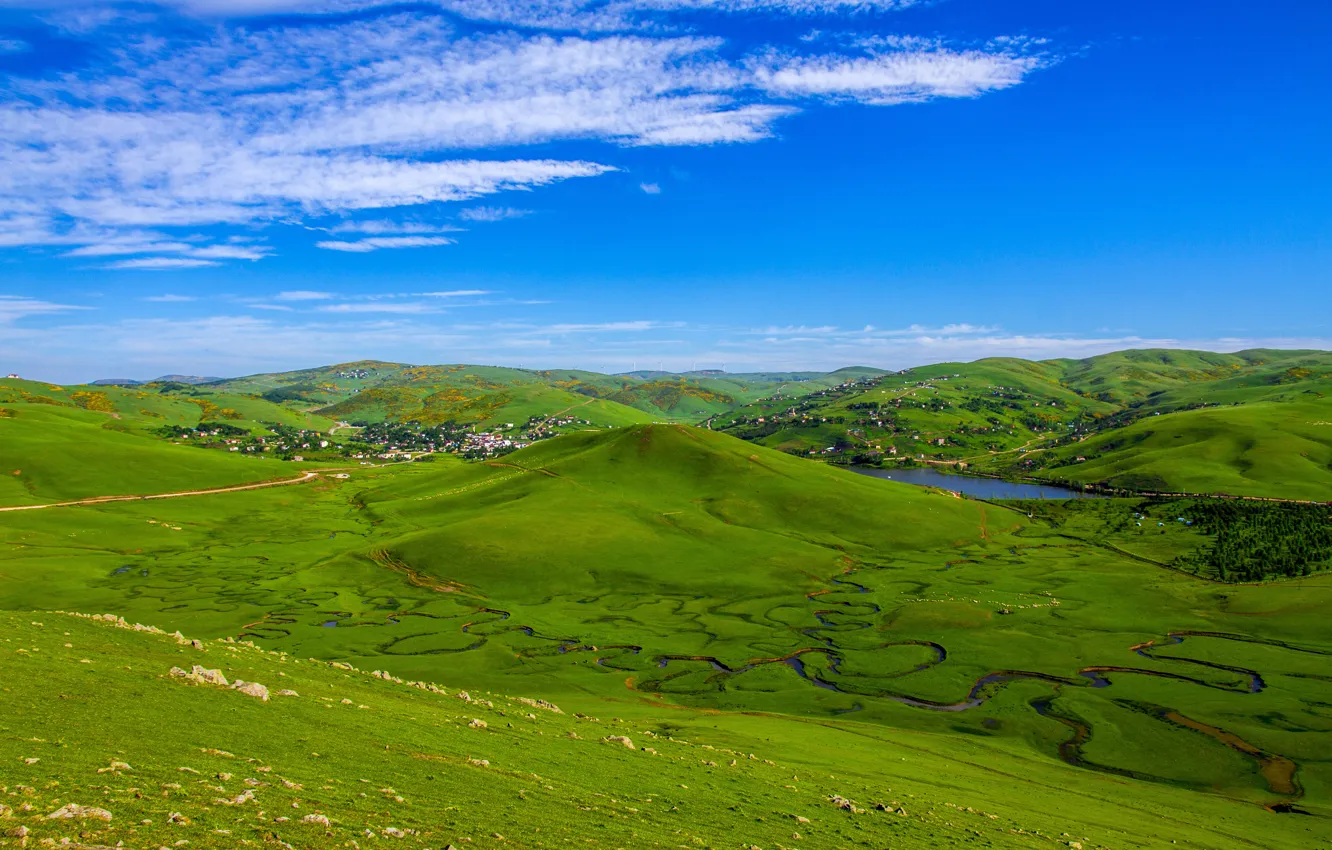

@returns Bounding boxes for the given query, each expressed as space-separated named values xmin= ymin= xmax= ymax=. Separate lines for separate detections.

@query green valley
xmin=2 ymin=421 xmax=1330 ymax=848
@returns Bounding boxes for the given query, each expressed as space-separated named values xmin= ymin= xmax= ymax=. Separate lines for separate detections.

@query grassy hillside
xmin=206 ymin=362 xmax=880 ymax=427
xmin=714 ymin=349 xmax=1332 ymax=499
xmin=717 ymin=359 xmax=1115 ymax=458
xmin=1 ymin=424 xmax=1329 ymax=844
xmin=1053 ymin=348 xmax=1332 ymax=407
xmin=7 ymin=612 xmax=1314 ymax=850
xmin=0 ymin=402 xmax=319 ymax=506
xmin=1002 ymin=399 xmax=1332 ymax=500
xmin=0 ymin=377 xmax=334 ymax=435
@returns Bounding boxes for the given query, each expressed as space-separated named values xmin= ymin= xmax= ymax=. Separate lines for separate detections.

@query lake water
xmin=848 ymin=466 xmax=1099 ymax=500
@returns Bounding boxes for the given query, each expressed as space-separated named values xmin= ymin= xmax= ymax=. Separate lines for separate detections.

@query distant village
xmin=162 ymin=413 xmax=602 ymax=463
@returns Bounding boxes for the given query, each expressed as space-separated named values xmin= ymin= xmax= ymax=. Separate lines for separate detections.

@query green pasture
xmin=0 ymin=403 xmax=322 ymax=505
xmin=0 ymin=424 xmax=1329 ymax=849
xmin=1013 ymin=400 xmax=1332 ymax=499
xmin=7 ymin=613 xmax=1318 ymax=850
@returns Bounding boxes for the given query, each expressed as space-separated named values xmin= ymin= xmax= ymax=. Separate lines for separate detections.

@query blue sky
xmin=0 ymin=0 xmax=1328 ymax=382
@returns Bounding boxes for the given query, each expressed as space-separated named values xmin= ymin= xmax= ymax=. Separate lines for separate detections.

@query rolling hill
xmin=203 ymin=362 xmax=881 ymax=426
xmin=714 ymin=348 xmax=1332 ymax=499
xmin=1002 ymin=399 xmax=1332 ymax=500
xmin=1 ymin=423 xmax=1329 ymax=848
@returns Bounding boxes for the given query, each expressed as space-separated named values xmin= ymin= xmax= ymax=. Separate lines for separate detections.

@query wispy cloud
xmin=101 ymin=257 xmax=221 ymax=270
xmin=0 ymin=295 xmax=91 ymax=322
xmin=275 ymin=290 xmax=335 ymax=301
xmin=752 ymin=44 xmax=1046 ymax=103
xmin=326 ymin=219 xmax=464 ymax=235
xmin=317 ymin=301 xmax=443 ymax=314
xmin=143 ymin=294 xmax=196 ymax=302
xmin=420 ymin=290 xmax=492 ymax=298
xmin=639 ymin=182 xmax=663 ymax=194
xmin=0 ymin=11 xmax=1051 ymax=266
xmin=457 ymin=206 xmax=531 ymax=222
xmin=315 ymin=236 xmax=458 ymax=253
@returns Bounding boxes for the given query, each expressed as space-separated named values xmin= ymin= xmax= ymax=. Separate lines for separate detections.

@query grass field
xmin=203 ymin=362 xmax=875 ymax=427
xmin=715 ymin=349 xmax=1332 ymax=499
xmin=1003 ymin=400 xmax=1332 ymax=500
xmin=2 ymin=425 xmax=1329 ymax=848
xmin=0 ymin=402 xmax=322 ymax=505
xmin=10 ymin=612 xmax=1322 ymax=850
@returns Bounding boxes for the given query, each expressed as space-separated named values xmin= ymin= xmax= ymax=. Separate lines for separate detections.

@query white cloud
xmin=101 ymin=257 xmax=221 ymax=270
xmin=639 ymin=182 xmax=662 ymax=194
xmin=315 ymin=236 xmax=457 ymax=252
xmin=143 ymin=294 xmax=196 ymax=302
xmin=420 ymin=289 xmax=492 ymax=297
xmin=753 ymin=46 xmax=1043 ymax=103
xmin=458 ymin=206 xmax=531 ymax=222
xmin=275 ymin=290 xmax=335 ymax=301
xmin=0 ymin=39 xmax=28 ymax=52
xmin=63 ymin=240 xmax=199 ymax=258
xmin=0 ymin=8 xmax=1052 ymax=267
xmin=327 ymin=219 xmax=463 ymax=235
xmin=11 ymin=0 xmax=921 ymax=31
xmin=189 ymin=244 xmax=273 ymax=260
xmin=0 ymin=295 xmax=91 ymax=322
xmin=317 ymin=301 xmax=443 ymax=314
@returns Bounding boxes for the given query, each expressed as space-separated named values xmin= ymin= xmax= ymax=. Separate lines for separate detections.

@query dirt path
xmin=0 ymin=471 xmax=323 ymax=513
xmin=535 ymin=398 xmax=595 ymax=430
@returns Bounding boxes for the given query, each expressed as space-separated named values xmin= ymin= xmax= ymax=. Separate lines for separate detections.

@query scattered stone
xmin=383 ymin=827 xmax=405 ymax=838
xmin=468 ymin=719 xmax=488 ymax=729
xmin=603 ymin=736 xmax=634 ymax=749
xmin=7 ymin=826 xmax=29 ymax=839
xmin=467 ymin=758 xmax=490 ymax=767
xmin=301 ymin=814 xmax=331 ymax=827
xmin=515 ymin=697 xmax=562 ymax=714
xmin=216 ymin=789 xmax=255 ymax=806
xmin=281 ymin=779 xmax=303 ymax=790
xmin=232 ymin=680 xmax=270 ymax=701
xmin=22 ymin=757 xmax=38 ymax=765
xmin=275 ymin=689 xmax=299 ymax=697
xmin=47 ymin=804 xmax=113 ymax=822
xmin=829 ymin=795 xmax=865 ymax=814
xmin=794 ymin=815 xmax=810 ymax=824
xmin=0 ymin=803 xmax=11 ymax=818
xmin=340 ymin=699 xmax=353 ymax=705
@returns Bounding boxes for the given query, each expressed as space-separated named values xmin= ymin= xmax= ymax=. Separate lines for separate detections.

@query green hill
xmin=1006 ymin=399 xmax=1332 ymax=499
xmin=7 ymin=610 xmax=1309 ymax=850
xmin=0 ymin=387 xmax=326 ymax=506
xmin=713 ymin=349 xmax=1332 ymax=499
xmin=2 ymin=424 xmax=1330 ymax=846
xmin=204 ymin=362 xmax=875 ymax=427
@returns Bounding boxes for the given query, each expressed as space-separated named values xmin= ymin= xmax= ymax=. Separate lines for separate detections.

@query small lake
xmin=848 ymin=466 xmax=1100 ymax=500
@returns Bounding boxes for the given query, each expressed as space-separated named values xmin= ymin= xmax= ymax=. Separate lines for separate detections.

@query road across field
xmin=0 ymin=471 xmax=322 ymax=513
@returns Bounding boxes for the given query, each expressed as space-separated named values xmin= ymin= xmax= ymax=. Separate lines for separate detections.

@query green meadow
xmin=1002 ymin=400 xmax=1332 ymax=500
xmin=0 ymin=403 xmax=320 ymax=505
xmin=2 ymin=425 xmax=1329 ymax=848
